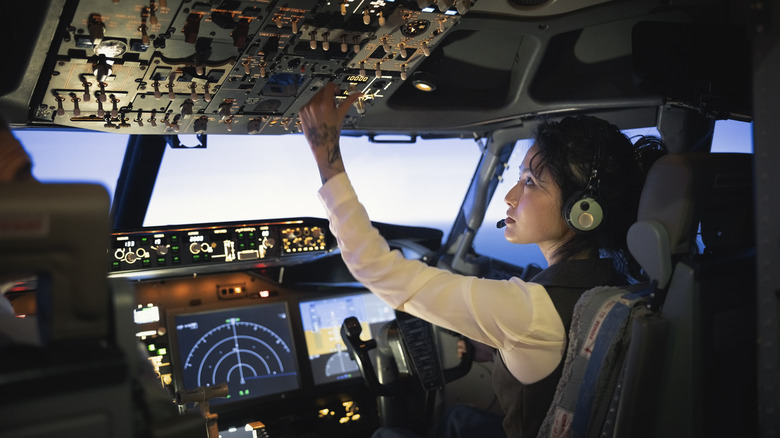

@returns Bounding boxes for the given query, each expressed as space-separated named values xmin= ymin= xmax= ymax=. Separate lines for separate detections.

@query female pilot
xmin=298 ymin=83 xmax=665 ymax=438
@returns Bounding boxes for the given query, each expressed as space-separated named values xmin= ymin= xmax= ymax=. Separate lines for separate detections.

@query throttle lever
xmin=341 ymin=316 xmax=402 ymax=396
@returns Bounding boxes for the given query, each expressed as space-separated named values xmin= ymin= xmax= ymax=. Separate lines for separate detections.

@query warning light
xmin=259 ymin=290 xmax=271 ymax=298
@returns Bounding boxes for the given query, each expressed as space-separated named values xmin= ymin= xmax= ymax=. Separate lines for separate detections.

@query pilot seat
xmin=0 ymin=183 xmax=205 ymax=438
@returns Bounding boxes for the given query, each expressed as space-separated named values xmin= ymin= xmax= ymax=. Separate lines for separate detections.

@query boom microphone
xmin=496 ymin=219 xmax=506 ymax=228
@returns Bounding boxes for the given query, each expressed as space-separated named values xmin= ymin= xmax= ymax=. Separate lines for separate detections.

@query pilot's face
xmin=0 ymin=129 xmax=34 ymax=182
xmin=503 ymin=144 xmax=573 ymax=263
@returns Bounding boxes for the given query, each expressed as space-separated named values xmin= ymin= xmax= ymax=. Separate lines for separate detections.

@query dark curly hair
xmin=530 ymin=115 xmax=667 ymax=280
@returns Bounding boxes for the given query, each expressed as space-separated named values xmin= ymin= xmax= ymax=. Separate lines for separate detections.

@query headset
xmin=562 ymin=143 xmax=604 ymax=234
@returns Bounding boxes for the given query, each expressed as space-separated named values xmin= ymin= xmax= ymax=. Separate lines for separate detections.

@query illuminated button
xmin=157 ymin=257 xmax=166 ymax=265
xmin=171 ymin=245 xmax=180 ymax=253
xmin=140 ymin=236 xmax=149 ymax=245
xmin=192 ymin=254 xmax=201 ymax=262
xmin=142 ymin=258 xmax=152 ymax=267
xmin=111 ymin=261 xmax=121 ymax=270
xmin=172 ymin=255 xmax=181 ymax=264
xmin=202 ymin=253 xmax=210 ymax=261
xmin=170 ymin=235 xmax=179 ymax=243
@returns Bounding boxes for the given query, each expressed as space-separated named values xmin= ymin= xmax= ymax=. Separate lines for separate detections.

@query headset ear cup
xmin=563 ymin=192 xmax=604 ymax=233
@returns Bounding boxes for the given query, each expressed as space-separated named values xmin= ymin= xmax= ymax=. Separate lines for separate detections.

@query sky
xmin=14 ymin=119 xmax=753 ymax=269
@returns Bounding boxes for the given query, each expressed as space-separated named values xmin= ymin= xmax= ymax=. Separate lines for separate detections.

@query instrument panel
xmin=111 ymin=215 xmax=400 ymax=435
xmin=131 ymin=264 xmax=397 ymax=436
xmin=109 ymin=217 xmax=332 ymax=279
xmin=31 ymin=0 xmax=470 ymax=136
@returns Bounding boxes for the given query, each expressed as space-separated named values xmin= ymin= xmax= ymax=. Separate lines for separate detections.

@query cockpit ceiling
xmin=1 ymin=0 xmax=750 ymax=136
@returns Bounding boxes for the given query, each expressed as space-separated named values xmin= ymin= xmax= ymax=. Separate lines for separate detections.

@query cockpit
xmin=0 ymin=0 xmax=775 ymax=436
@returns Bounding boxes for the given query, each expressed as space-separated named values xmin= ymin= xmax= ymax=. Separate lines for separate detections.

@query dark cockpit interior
xmin=0 ymin=0 xmax=776 ymax=437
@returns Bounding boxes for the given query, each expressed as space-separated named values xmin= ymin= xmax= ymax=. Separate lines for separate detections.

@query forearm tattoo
xmin=307 ymin=124 xmax=344 ymax=182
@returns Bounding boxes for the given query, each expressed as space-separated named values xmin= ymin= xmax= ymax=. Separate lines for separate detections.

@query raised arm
xmin=298 ymin=82 xmax=362 ymax=184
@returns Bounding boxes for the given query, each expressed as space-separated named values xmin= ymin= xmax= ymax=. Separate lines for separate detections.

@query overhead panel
xmin=32 ymin=0 xmax=470 ymax=135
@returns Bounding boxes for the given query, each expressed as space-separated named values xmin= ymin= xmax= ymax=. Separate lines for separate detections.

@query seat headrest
xmin=628 ymin=153 xmax=753 ymax=288
xmin=0 ymin=183 xmax=110 ymax=345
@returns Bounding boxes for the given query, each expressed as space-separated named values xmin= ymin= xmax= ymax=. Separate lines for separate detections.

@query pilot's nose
xmin=505 ymin=182 xmax=521 ymax=207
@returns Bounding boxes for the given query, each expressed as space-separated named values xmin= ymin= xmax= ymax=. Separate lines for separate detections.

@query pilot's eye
xmin=522 ymin=176 xmax=534 ymax=186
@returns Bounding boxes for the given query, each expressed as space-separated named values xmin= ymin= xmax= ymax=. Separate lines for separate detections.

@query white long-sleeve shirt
xmin=318 ymin=173 xmax=566 ymax=384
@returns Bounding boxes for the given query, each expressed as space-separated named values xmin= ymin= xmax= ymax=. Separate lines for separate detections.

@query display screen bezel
xmin=167 ymin=300 xmax=301 ymax=408
xmin=298 ymin=291 xmax=395 ymax=386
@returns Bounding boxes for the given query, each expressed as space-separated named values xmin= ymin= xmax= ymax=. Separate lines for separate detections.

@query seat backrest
xmin=0 ymin=183 xmax=206 ymax=438
xmin=620 ymin=153 xmax=756 ymax=438
xmin=537 ymin=283 xmax=654 ymax=438
xmin=537 ymin=152 xmax=754 ymax=438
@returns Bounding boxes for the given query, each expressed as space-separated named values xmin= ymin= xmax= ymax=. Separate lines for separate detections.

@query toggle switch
xmin=97 ymin=98 xmax=105 ymax=117
xmin=170 ymin=114 xmax=181 ymax=132
xmin=97 ymin=81 xmax=108 ymax=102
xmin=109 ymin=94 xmax=119 ymax=118
xmin=82 ymin=81 xmax=92 ymax=102
xmin=203 ymin=83 xmax=212 ymax=102
xmin=139 ymin=7 xmax=151 ymax=45
xmin=70 ymin=93 xmax=81 ymax=116
xmin=322 ymin=32 xmax=331 ymax=51
xmin=149 ymin=0 xmax=158 ymax=25
xmin=353 ymin=98 xmax=366 ymax=115
xmin=353 ymin=35 xmax=361 ymax=53
xmin=399 ymin=42 xmax=407 ymax=58
xmin=55 ymin=95 xmax=65 ymax=116
xmin=167 ymin=72 xmax=176 ymax=100
xmin=147 ymin=110 xmax=158 ymax=127
xmin=309 ymin=30 xmax=318 ymax=50
xmin=219 ymin=101 xmax=232 ymax=120
xmin=259 ymin=61 xmax=267 ymax=78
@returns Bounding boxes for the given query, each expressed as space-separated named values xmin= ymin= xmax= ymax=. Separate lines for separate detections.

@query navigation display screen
xmin=298 ymin=292 xmax=395 ymax=386
xmin=171 ymin=302 xmax=300 ymax=407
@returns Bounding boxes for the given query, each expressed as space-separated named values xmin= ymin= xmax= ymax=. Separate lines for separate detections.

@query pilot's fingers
xmin=336 ymin=90 xmax=363 ymax=121
xmin=299 ymin=83 xmax=339 ymax=126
